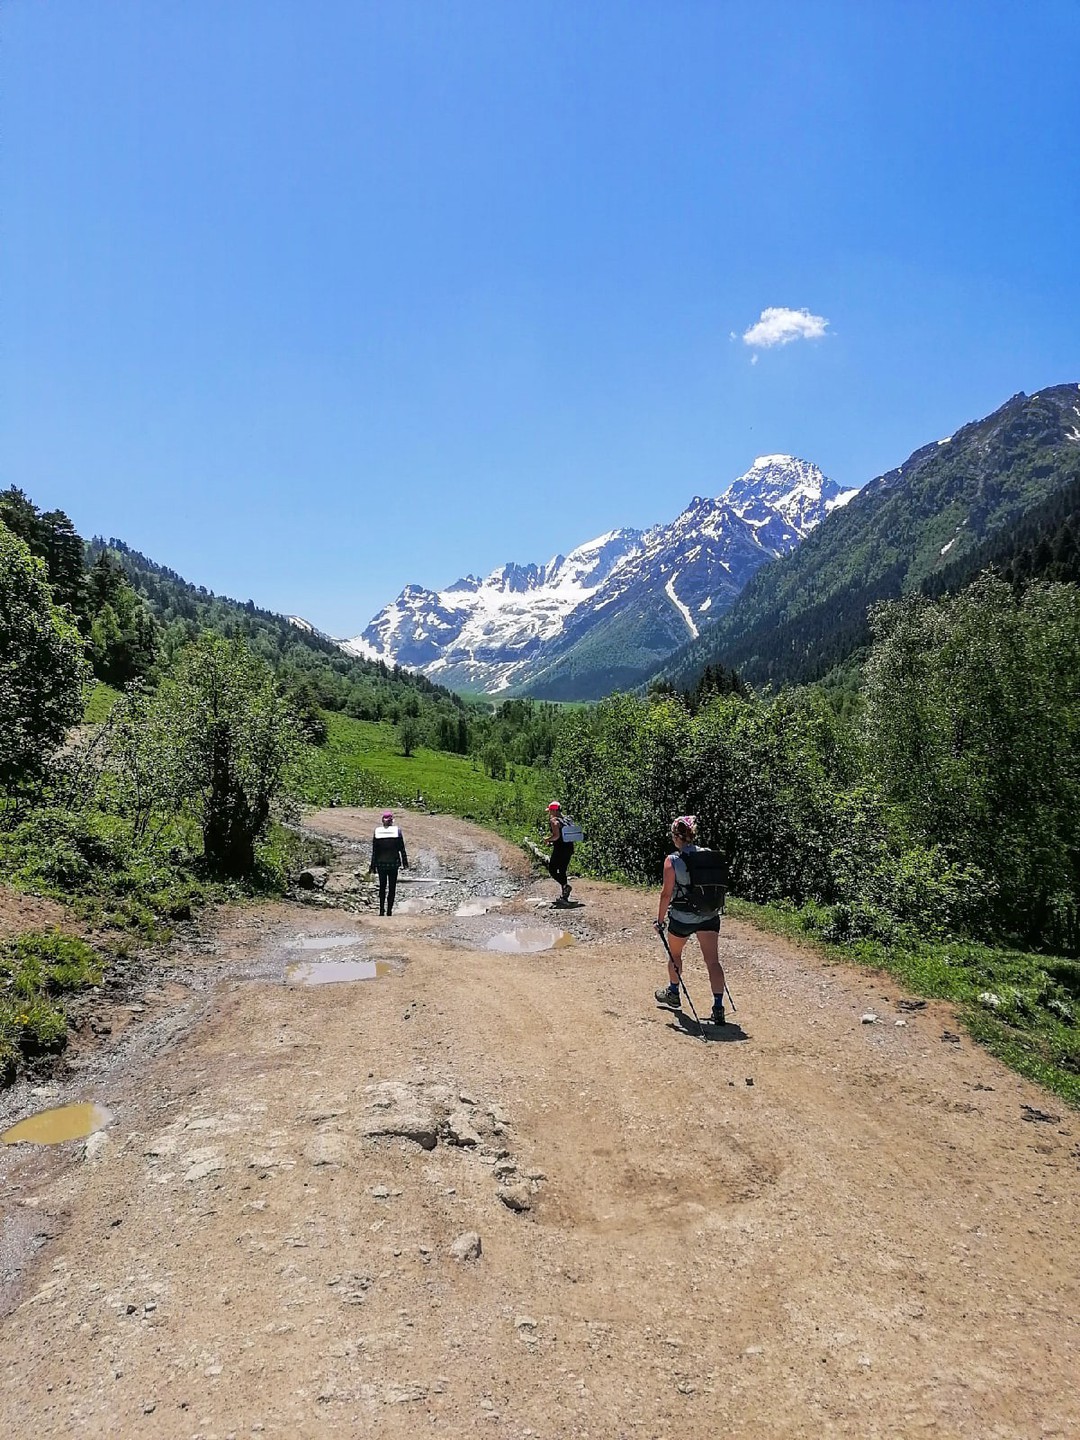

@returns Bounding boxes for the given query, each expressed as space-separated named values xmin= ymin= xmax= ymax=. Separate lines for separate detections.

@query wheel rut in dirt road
xmin=0 ymin=808 xmax=1077 ymax=1438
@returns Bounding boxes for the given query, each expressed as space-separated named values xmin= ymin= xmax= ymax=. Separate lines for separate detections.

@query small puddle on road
xmin=2 ymin=1102 xmax=113 ymax=1146
xmin=286 ymin=960 xmax=394 ymax=986
xmin=393 ymin=899 xmax=433 ymax=915
xmin=286 ymin=933 xmax=366 ymax=951
xmin=485 ymin=929 xmax=573 ymax=954
xmin=455 ymin=900 xmax=502 ymax=917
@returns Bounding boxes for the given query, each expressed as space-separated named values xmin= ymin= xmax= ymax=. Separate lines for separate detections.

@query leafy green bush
xmin=863 ymin=577 xmax=1080 ymax=952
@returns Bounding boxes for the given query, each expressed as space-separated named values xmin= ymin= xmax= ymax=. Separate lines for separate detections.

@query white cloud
xmin=742 ymin=306 xmax=830 ymax=350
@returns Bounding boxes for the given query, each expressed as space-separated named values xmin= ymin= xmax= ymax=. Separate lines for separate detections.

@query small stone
xmin=83 ymin=1132 xmax=109 ymax=1163
xmin=297 ymin=867 xmax=329 ymax=890
xmin=895 ymin=1019 xmax=907 ymax=1027
xmin=385 ymin=1385 xmax=427 ymax=1404
xmin=304 ymin=1132 xmax=348 ymax=1168
xmin=450 ymin=1231 xmax=482 ymax=1262
xmin=442 ymin=1110 xmax=481 ymax=1149
xmin=184 ymin=1157 xmax=226 ymax=1183
xmin=514 ymin=1315 xmax=537 ymax=1330
xmin=498 ymin=1183 xmax=532 ymax=1213
xmin=492 ymin=1161 xmax=517 ymax=1179
xmin=371 ymin=1185 xmax=391 ymax=1199
xmin=745 ymin=1077 xmax=754 ymax=1087
xmin=861 ymin=1013 xmax=879 ymax=1025
xmin=525 ymin=1169 xmax=547 ymax=1181
xmin=458 ymin=1091 xmax=478 ymax=1106
xmin=142 ymin=1403 xmax=156 ymax=1414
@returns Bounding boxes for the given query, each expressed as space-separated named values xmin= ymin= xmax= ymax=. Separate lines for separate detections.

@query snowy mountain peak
xmin=341 ymin=456 xmax=859 ymax=696
xmin=724 ymin=456 xmax=857 ymax=537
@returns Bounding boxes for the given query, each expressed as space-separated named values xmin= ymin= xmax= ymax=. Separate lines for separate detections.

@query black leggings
xmin=377 ymin=866 xmax=398 ymax=914
xmin=547 ymin=841 xmax=574 ymax=888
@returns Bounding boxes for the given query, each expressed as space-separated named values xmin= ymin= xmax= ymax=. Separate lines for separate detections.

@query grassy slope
xmin=728 ymin=898 xmax=1080 ymax=1107
xmin=83 ymin=682 xmax=121 ymax=723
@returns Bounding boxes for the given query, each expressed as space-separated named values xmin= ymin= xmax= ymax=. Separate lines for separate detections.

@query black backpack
xmin=672 ymin=847 xmax=729 ymax=917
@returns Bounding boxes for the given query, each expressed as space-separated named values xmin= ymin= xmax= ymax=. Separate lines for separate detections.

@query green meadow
xmin=300 ymin=712 xmax=553 ymax=840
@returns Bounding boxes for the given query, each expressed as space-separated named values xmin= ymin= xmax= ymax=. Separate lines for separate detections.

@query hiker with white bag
xmin=544 ymin=801 xmax=582 ymax=905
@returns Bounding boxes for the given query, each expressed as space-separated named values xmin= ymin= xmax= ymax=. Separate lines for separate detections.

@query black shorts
xmin=667 ymin=913 xmax=722 ymax=939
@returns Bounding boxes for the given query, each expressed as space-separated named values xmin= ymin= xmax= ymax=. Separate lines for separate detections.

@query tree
xmin=0 ymin=489 xmax=84 ymax=612
xmin=0 ymin=522 xmax=90 ymax=798
xmin=157 ymin=634 xmax=304 ymax=876
xmin=483 ymin=743 xmax=507 ymax=780
xmin=862 ymin=575 xmax=1080 ymax=950
xmin=399 ymin=717 xmax=420 ymax=757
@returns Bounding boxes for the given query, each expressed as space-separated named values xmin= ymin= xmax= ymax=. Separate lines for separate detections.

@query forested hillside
xmin=90 ymin=536 xmax=471 ymax=731
xmin=655 ymin=384 xmax=1080 ymax=691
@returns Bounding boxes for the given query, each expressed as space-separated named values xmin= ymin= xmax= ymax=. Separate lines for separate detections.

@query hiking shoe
xmin=655 ymin=986 xmax=682 ymax=1011
xmin=561 ymin=884 xmax=572 ymax=902
xmin=710 ymin=1001 xmax=726 ymax=1027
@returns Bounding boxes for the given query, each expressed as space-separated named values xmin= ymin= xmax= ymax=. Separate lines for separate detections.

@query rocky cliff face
xmin=342 ymin=457 xmax=857 ymax=698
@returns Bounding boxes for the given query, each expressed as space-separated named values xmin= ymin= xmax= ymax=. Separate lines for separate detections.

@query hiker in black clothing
xmin=654 ymin=814 xmax=728 ymax=1025
xmin=369 ymin=810 xmax=409 ymax=916
xmin=545 ymin=801 xmax=574 ymax=904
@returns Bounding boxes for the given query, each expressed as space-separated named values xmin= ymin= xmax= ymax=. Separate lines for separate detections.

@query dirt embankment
xmin=0 ymin=808 xmax=1077 ymax=1438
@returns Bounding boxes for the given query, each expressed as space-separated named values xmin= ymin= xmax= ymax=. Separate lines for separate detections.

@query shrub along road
xmin=0 ymin=809 xmax=1076 ymax=1437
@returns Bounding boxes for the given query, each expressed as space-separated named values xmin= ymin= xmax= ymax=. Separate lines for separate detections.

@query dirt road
xmin=0 ymin=809 xmax=1077 ymax=1438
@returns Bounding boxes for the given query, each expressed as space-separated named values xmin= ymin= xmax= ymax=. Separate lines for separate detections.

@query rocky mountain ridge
xmin=653 ymin=383 xmax=1080 ymax=693
xmin=340 ymin=457 xmax=857 ymax=698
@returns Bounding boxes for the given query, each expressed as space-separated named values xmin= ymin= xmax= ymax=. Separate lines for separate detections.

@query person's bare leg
xmin=697 ymin=928 xmax=726 ymax=996
xmin=666 ymin=933 xmax=688 ymax=988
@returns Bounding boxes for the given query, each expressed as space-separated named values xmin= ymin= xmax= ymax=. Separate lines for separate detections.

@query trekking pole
xmin=724 ymin=983 xmax=737 ymax=1014
xmin=653 ymin=921 xmax=708 ymax=1043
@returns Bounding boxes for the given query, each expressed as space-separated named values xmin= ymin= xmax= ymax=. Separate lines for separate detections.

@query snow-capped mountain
xmin=342 ymin=457 xmax=858 ymax=699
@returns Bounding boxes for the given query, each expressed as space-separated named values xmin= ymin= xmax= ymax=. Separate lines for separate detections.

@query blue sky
xmin=3 ymin=1 xmax=1079 ymax=635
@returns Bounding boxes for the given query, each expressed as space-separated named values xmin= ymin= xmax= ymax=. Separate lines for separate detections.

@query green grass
xmin=83 ymin=682 xmax=121 ymax=723
xmin=301 ymin=713 xmax=552 ymax=840
xmin=728 ymin=897 xmax=1080 ymax=1107
xmin=0 ymin=931 xmax=104 ymax=1080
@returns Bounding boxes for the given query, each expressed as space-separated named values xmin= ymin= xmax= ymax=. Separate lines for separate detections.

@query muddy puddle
xmin=286 ymin=959 xmax=395 ymax=986
xmin=455 ymin=899 xmax=503 ymax=917
xmin=485 ymin=928 xmax=573 ymax=954
xmin=286 ymin=932 xmax=366 ymax=951
xmin=1 ymin=1102 xmax=113 ymax=1146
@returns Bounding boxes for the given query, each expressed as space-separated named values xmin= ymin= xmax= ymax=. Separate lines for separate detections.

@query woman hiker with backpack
xmin=545 ymin=801 xmax=578 ymax=905
xmin=368 ymin=810 xmax=409 ymax=916
xmin=654 ymin=815 xmax=729 ymax=1026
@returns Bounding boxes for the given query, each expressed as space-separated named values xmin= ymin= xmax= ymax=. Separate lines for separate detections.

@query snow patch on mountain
xmin=665 ymin=573 xmax=699 ymax=639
